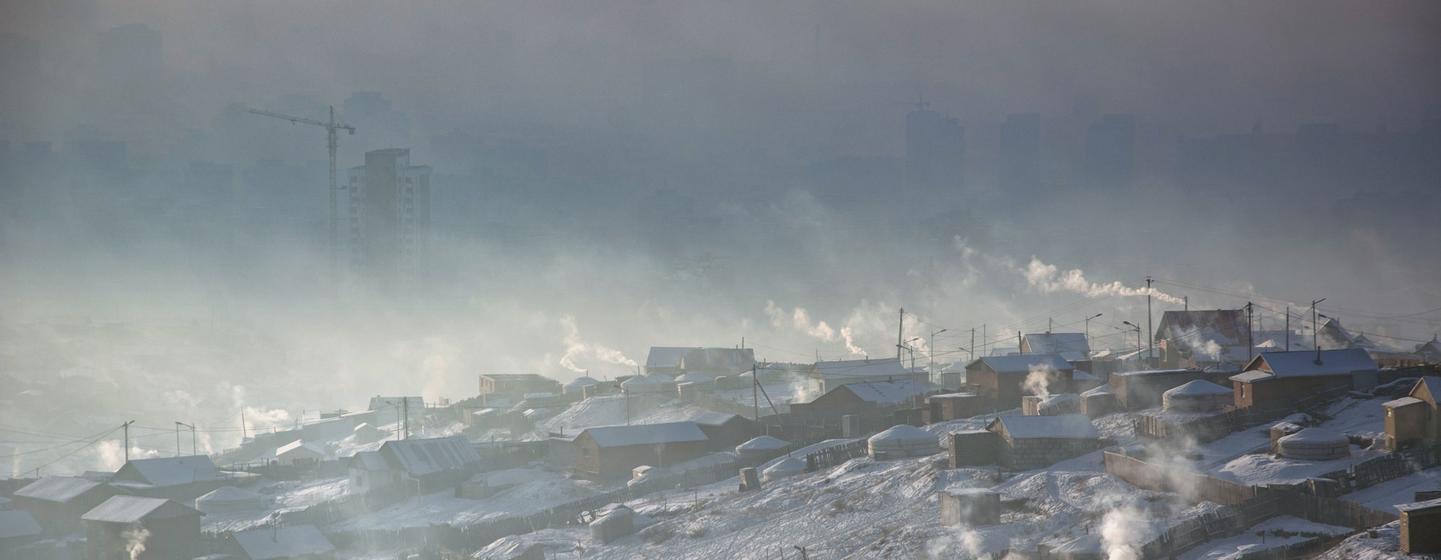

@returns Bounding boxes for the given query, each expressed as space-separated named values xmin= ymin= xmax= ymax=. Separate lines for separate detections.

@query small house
xmin=563 ymin=376 xmax=600 ymax=397
xmin=688 ymin=412 xmax=758 ymax=451
xmin=986 ymin=414 xmax=1100 ymax=470
xmin=377 ymin=436 xmax=482 ymax=493
xmin=108 ymin=455 xmax=234 ymax=500
xmin=479 ymin=374 xmax=562 ymax=404
xmin=229 ymin=524 xmax=335 ymax=560
xmin=1229 ymin=349 xmax=1379 ymax=411
xmin=11 ymin=476 xmax=115 ymax=536
xmin=572 ymin=422 xmax=710 ymax=479
xmin=347 ymin=451 xmax=394 ymax=495
xmin=965 ymin=354 xmax=1073 ymax=409
xmin=808 ymin=357 xmax=918 ymax=394
xmin=926 ymin=393 xmax=983 ymax=423
xmin=1415 ymin=336 xmax=1441 ymax=364
xmin=788 ymin=379 xmax=930 ymax=435
xmin=1153 ymin=309 xmax=1252 ymax=368
xmin=1383 ymin=377 xmax=1441 ymax=451
xmin=82 ymin=496 xmax=201 ymax=560
xmin=1019 ymin=332 xmax=1092 ymax=369
xmin=1399 ymin=497 xmax=1441 ymax=555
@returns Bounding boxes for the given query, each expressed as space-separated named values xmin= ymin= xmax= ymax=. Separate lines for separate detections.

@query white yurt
xmin=1162 ymin=380 xmax=1234 ymax=413
xmin=867 ymin=425 xmax=941 ymax=459
xmin=1276 ymin=428 xmax=1351 ymax=460
xmin=735 ymin=435 xmax=789 ymax=459
xmin=564 ymin=376 xmax=599 ymax=396
xmin=762 ymin=456 xmax=807 ymax=482
xmin=194 ymin=486 xmax=268 ymax=514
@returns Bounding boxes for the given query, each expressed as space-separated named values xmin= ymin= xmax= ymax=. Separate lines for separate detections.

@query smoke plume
xmin=1023 ymin=364 xmax=1055 ymax=399
xmin=123 ymin=525 xmax=150 ymax=560
xmin=1024 ymin=258 xmax=1183 ymax=305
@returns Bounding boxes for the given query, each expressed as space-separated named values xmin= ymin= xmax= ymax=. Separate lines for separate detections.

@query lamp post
xmin=899 ymin=337 xmax=922 ymax=408
xmin=929 ymin=328 xmax=948 ymax=384
xmin=1084 ymin=313 xmax=1103 ymax=349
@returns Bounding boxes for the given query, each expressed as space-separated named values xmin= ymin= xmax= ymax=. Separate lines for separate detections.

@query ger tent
xmin=867 ymin=425 xmax=941 ymax=459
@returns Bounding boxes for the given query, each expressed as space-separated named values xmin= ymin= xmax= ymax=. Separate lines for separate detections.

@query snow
xmin=383 ymin=436 xmax=481 ymax=476
xmin=1342 ymin=467 xmax=1441 ymax=513
xmin=232 ymin=524 xmax=335 ymax=560
xmin=203 ymin=477 xmax=349 ymax=532
xmin=1166 ymin=380 xmax=1233 ymax=396
xmin=13 ymin=476 xmax=102 ymax=503
xmin=82 ymin=495 xmax=192 ymax=523
xmin=1254 ymin=348 xmax=1377 ymax=377
xmin=1081 ymin=383 xmax=1113 ymax=397
xmin=868 ymin=424 xmax=937 ymax=444
xmin=761 ymin=457 xmax=807 ymax=481
xmin=1381 ymin=396 xmax=1422 ymax=408
xmin=1315 ymin=521 xmax=1405 ymax=560
xmin=1278 ymin=427 xmax=1347 ymax=445
xmin=975 ymin=354 xmax=1071 ymax=374
xmin=336 ymin=470 xmax=608 ymax=530
xmin=194 ymin=486 xmax=267 ymax=513
xmin=1179 ymin=516 xmax=1351 ymax=560
xmin=116 ymin=455 xmax=221 ymax=486
xmin=843 ymin=380 xmax=928 ymax=405
xmin=539 ymin=394 xmax=718 ymax=434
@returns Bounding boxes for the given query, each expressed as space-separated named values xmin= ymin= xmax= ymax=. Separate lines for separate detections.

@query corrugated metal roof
xmin=13 ymin=476 xmax=103 ymax=503
xmin=582 ymin=422 xmax=708 ymax=448
xmin=348 ymin=450 xmax=389 ymax=472
xmin=1251 ymin=348 xmax=1377 ymax=377
xmin=1021 ymin=333 xmax=1091 ymax=362
xmin=233 ymin=525 xmax=334 ymax=560
xmin=116 ymin=455 xmax=219 ymax=487
xmin=990 ymin=414 xmax=1099 ymax=440
xmin=841 ymin=380 xmax=928 ymax=405
xmin=81 ymin=496 xmax=198 ymax=524
xmin=379 ymin=436 xmax=480 ymax=477
xmin=813 ymin=357 xmax=913 ymax=379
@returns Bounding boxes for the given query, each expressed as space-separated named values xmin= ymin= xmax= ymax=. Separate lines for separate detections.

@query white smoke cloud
xmin=1099 ymin=506 xmax=1154 ymax=560
xmin=840 ymin=326 xmax=865 ymax=356
xmin=765 ymin=300 xmax=838 ymax=342
xmin=558 ymin=315 xmax=638 ymax=375
xmin=1023 ymin=363 xmax=1055 ymax=399
xmin=123 ymin=525 xmax=150 ymax=560
xmin=1023 ymin=257 xmax=1184 ymax=305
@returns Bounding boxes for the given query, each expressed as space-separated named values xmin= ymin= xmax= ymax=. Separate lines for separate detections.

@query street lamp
xmin=899 ymin=337 xmax=922 ymax=408
xmin=1083 ymin=313 xmax=1103 ymax=349
xmin=929 ymin=328 xmax=948 ymax=383
xmin=1121 ymin=321 xmax=1143 ymax=365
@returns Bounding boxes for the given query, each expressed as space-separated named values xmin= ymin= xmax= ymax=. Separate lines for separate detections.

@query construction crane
xmin=244 ymin=105 xmax=356 ymax=281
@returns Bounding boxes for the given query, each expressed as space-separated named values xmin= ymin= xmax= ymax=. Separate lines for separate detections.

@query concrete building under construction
xmin=345 ymin=148 xmax=431 ymax=293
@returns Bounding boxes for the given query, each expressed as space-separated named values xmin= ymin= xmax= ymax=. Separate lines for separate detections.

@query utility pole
xmin=1312 ymin=298 xmax=1327 ymax=365
xmin=1245 ymin=302 xmax=1255 ymax=362
xmin=240 ymin=409 xmax=248 ymax=441
xmin=625 ymin=388 xmax=631 ymax=425
xmin=243 ymin=105 xmax=356 ymax=287
xmin=175 ymin=422 xmax=182 ymax=457
xmin=402 ymin=397 xmax=410 ymax=440
xmin=970 ymin=328 xmax=976 ymax=362
xmin=1048 ymin=318 xmax=1052 ymax=333
xmin=1184 ymin=296 xmax=1188 ymax=312
xmin=1146 ymin=276 xmax=1154 ymax=363
xmin=752 ymin=364 xmax=759 ymax=421
xmin=982 ymin=324 xmax=987 ymax=356
xmin=176 ymin=422 xmax=196 ymax=456
xmin=122 ymin=420 xmax=135 ymax=462
xmin=897 ymin=307 xmax=905 ymax=362
xmin=1286 ymin=305 xmax=1291 ymax=350
xmin=1017 ymin=331 xmax=1023 ymax=354
xmin=929 ymin=328 xmax=947 ymax=385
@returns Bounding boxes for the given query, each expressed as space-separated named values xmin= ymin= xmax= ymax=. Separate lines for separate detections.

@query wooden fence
xmin=1102 ymin=450 xmax=1256 ymax=505
xmin=804 ymin=439 xmax=868 ymax=472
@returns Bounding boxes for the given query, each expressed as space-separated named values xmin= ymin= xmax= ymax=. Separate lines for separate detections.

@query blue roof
xmin=971 ymin=354 xmax=1072 ymax=374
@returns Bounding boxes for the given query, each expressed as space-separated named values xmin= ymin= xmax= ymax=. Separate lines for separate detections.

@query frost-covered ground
xmin=202 ymin=476 xmax=351 ymax=532
xmin=1343 ymin=466 xmax=1441 ymax=513
xmin=1315 ymin=521 xmax=1407 ymax=560
xmin=334 ymin=468 xmax=613 ymax=531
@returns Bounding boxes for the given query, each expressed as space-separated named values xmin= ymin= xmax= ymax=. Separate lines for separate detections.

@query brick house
xmin=572 ymin=422 xmax=711 ymax=479
xmin=1229 ymin=349 xmax=1378 ymax=411
xmin=986 ymin=414 xmax=1100 ymax=470
xmin=965 ymin=354 xmax=1073 ymax=410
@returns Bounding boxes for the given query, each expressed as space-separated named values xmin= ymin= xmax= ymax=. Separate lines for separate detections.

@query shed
xmin=194 ymin=486 xmax=268 ymax=514
xmin=82 ymin=496 xmax=202 ymax=560
xmin=939 ymin=488 xmax=1000 ymax=526
xmin=573 ymin=422 xmax=710 ymax=478
xmin=347 ymin=450 xmax=394 ymax=495
xmin=1399 ymin=497 xmax=1441 ymax=554
xmin=376 ymin=436 xmax=483 ymax=492
xmin=1079 ymin=385 xmax=1118 ymax=418
xmin=926 ymin=393 xmax=982 ymax=423
xmin=619 ymin=375 xmax=669 ymax=394
xmin=230 ymin=524 xmax=335 ymax=560
xmin=1162 ymin=380 xmax=1233 ymax=412
xmin=1276 ymin=428 xmax=1350 ymax=460
xmin=947 ymin=429 xmax=998 ymax=467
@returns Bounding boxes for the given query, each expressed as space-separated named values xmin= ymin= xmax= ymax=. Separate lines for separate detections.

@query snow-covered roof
xmin=1081 ymin=384 xmax=1112 ymax=397
xmin=1021 ymin=333 xmax=1091 ymax=362
xmin=1247 ymin=349 xmax=1377 ymax=377
xmin=195 ymin=486 xmax=264 ymax=505
xmin=867 ymin=424 xmax=935 ymax=444
xmin=232 ymin=525 xmax=335 ymax=560
xmin=812 ymin=357 xmax=915 ymax=380
xmin=971 ymin=354 xmax=1072 ymax=374
xmin=82 ymin=496 xmax=198 ymax=523
xmin=688 ymin=411 xmax=742 ymax=426
xmin=114 ymin=455 xmax=220 ymax=487
xmin=13 ymin=476 xmax=103 ymax=503
xmin=1164 ymin=380 xmax=1233 ymax=397
xmin=1415 ymin=377 xmax=1441 ymax=400
xmin=1155 ymin=309 xmax=1248 ymax=347
xmin=736 ymin=436 xmax=789 ymax=452
xmin=989 ymin=414 xmax=1099 ymax=440
xmin=1230 ymin=370 xmax=1273 ymax=383
xmin=841 ymin=379 xmax=928 ymax=405
xmin=349 ymin=450 xmax=389 ymax=472
xmin=1109 ymin=368 xmax=1194 ymax=378
xmin=1397 ymin=497 xmax=1441 ymax=512
xmin=276 ymin=440 xmax=326 ymax=458
xmin=0 ymin=510 xmax=41 ymax=540
xmin=1073 ymin=370 xmax=1098 ymax=381
xmin=379 ymin=436 xmax=481 ymax=477
xmin=582 ymin=422 xmax=708 ymax=448
xmin=674 ymin=372 xmax=711 ymax=384
xmin=762 ymin=456 xmax=807 ymax=477
xmin=1383 ymin=396 xmax=1424 ymax=408
xmin=620 ymin=375 xmax=663 ymax=387
xmin=564 ymin=376 xmax=599 ymax=388
xmin=1278 ymin=428 xmax=1348 ymax=446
